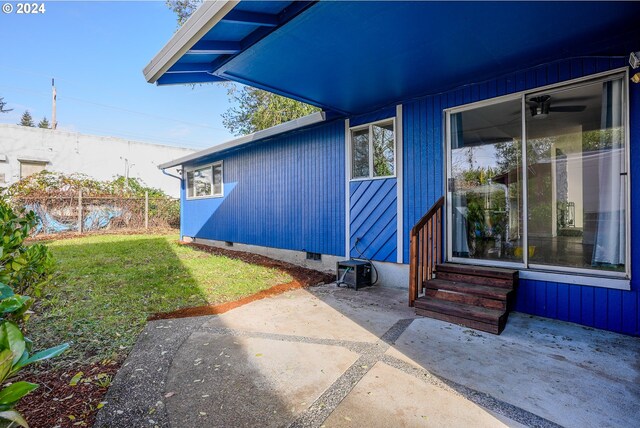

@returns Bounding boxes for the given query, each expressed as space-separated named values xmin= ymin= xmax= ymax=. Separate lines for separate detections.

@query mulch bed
xmin=16 ymin=360 xmax=121 ymax=428
xmin=149 ymin=242 xmax=335 ymax=320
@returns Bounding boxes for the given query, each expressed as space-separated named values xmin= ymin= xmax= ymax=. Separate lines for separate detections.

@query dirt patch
xmin=149 ymin=242 xmax=335 ymax=320
xmin=16 ymin=360 xmax=121 ymax=428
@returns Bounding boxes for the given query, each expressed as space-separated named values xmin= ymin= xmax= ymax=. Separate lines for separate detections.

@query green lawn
xmin=29 ymin=233 xmax=292 ymax=366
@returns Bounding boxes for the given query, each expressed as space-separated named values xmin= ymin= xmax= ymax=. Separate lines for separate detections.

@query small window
xmin=186 ymin=162 xmax=223 ymax=199
xmin=350 ymin=120 xmax=395 ymax=179
xmin=19 ymin=160 xmax=47 ymax=179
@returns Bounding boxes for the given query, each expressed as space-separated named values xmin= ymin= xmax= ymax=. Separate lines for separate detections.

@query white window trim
xmin=349 ymin=118 xmax=397 ymax=181
xmin=442 ymin=67 xmax=631 ymax=286
xmin=185 ymin=161 xmax=224 ymax=200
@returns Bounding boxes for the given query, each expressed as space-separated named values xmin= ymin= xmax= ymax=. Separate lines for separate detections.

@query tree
xmin=166 ymin=0 xmax=202 ymax=25
xmin=166 ymin=0 xmax=321 ymax=136
xmin=222 ymin=86 xmax=320 ymax=136
xmin=38 ymin=117 xmax=51 ymax=129
xmin=0 ymin=96 xmax=11 ymax=113
xmin=19 ymin=110 xmax=35 ymax=127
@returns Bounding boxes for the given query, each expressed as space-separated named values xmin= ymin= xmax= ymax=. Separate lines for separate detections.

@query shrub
xmin=0 ymin=198 xmax=68 ymax=427
xmin=0 ymin=201 xmax=54 ymax=296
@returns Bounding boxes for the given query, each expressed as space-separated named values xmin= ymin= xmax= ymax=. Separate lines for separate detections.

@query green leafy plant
xmin=0 ymin=197 xmax=68 ymax=427
xmin=0 ymin=317 xmax=68 ymax=427
xmin=0 ymin=200 xmax=54 ymax=297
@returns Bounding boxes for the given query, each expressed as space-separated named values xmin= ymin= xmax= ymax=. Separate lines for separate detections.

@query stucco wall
xmin=0 ymin=124 xmax=194 ymax=197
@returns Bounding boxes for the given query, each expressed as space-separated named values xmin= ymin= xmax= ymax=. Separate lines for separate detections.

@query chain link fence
xmin=11 ymin=191 xmax=179 ymax=236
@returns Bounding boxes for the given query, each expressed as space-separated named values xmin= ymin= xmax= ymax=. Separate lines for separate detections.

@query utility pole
xmin=51 ymin=78 xmax=57 ymax=130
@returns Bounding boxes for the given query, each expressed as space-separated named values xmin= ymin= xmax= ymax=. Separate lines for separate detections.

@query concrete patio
xmin=95 ymin=284 xmax=640 ymax=428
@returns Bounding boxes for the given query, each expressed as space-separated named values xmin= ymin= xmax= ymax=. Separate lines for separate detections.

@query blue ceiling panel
xmin=202 ymin=21 xmax=262 ymax=42
xmin=213 ymin=1 xmax=640 ymax=114
xmin=233 ymin=1 xmax=294 ymax=14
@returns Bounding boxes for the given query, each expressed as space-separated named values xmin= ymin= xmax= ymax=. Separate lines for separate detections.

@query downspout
xmin=161 ymin=168 xmax=182 ymax=181
xmin=161 ymin=167 xmax=185 ymax=241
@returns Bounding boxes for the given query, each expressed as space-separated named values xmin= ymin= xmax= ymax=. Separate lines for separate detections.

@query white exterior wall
xmin=0 ymin=124 xmax=194 ymax=197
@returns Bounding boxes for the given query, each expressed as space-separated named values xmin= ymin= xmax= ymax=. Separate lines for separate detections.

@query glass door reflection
xmin=449 ymin=99 xmax=524 ymax=264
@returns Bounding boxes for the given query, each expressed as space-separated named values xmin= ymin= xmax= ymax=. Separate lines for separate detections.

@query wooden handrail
xmin=409 ymin=196 xmax=444 ymax=307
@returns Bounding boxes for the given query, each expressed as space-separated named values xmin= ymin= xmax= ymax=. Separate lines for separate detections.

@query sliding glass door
xmin=447 ymin=72 xmax=627 ymax=275
xmin=525 ymin=77 xmax=626 ymax=273
xmin=448 ymin=98 xmax=524 ymax=265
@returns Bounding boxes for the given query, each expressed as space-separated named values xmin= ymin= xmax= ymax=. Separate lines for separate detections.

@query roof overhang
xmin=144 ymin=1 xmax=314 ymax=86
xmin=146 ymin=1 xmax=640 ymax=114
xmin=158 ymin=111 xmax=326 ymax=169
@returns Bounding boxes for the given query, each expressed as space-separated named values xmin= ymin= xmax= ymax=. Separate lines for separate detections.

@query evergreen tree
xmin=165 ymin=0 xmax=320 ymax=136
xmin=0 ymin=96 xmax=11 ymax=113
xmin=19 ymin=110 xmax=35 ymax=127
xmin=37 ymin=117 xmax=50 ymax=129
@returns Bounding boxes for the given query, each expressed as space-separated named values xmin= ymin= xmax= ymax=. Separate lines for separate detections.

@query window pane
xmin=212 ymin=163 xmax=223 ymax=196
xmin=372 ymin=122 xmax=395 ymax=177
xmin=351 ymin=129 xmax=370 ymax=178
xmin=526 ymin=77 xmax=625 ymax=272
xmin=186 ymin=171 xmax=195 ymax=198
xmin=449 ymin=99 xmax=523 ymax=263
xmin=193 ymin=167 xmax=212 ymax=197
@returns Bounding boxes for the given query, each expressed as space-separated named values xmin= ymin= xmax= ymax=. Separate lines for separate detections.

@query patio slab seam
xmin=98 ymin=310 xmax=575 ymax=428
xmin=379 ymin=354 xmax=562 ymax=428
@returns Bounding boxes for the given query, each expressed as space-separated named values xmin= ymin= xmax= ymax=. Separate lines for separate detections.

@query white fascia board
xmin=158 ymin=111 xmax=326 ymax=169
xmin=143 ymin=0 xmax=238 ymax=84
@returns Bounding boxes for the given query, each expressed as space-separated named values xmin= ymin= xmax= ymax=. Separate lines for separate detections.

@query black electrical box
xmin=336 ymin=260 xmax=372 ymax=290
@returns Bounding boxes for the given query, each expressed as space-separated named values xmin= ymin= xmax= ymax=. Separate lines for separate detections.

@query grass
xmin=28 ymin=233 xmax=292 ymax=366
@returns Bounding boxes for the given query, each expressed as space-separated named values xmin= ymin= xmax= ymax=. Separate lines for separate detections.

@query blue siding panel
xmin=403 ymin=56 xmax=639 ymax=335
xmin=349 ymin=178 xmax=397 ymax=262
xmin=182 ymin=120 xmax=346 ymax=256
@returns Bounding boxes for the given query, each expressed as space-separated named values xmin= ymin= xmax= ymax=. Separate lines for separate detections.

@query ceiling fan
xmin=527 ymin=95 xmax=586 ymax=119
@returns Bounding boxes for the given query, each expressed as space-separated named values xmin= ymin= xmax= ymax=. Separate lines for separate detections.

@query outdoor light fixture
xmin=630 ymin=51 xmax=640 ymax=69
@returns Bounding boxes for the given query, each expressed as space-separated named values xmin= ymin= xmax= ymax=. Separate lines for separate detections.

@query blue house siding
xmin=349 ymin=178 xmax=397 ymax=262
xmin=181 ymin=120 xmax=346 ymax=256
xmin=401 ymin=56 xmax=640 ymax=335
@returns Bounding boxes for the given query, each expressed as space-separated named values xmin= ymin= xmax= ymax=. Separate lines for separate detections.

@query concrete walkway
xmin=95 ymin=285 xmax=640 ymax=428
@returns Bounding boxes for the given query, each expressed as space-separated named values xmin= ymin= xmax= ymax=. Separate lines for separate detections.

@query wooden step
xmin=424 ymin=289 xmax=506 ymax=310
xmin=414 ymin=298 xmax=507 ymax=334
xmin=424 ymin=279 xmax=511 ymax=300
xmin=415 ymin=307 xmax=504 ymax=334
xmin=414 ymin=298 xmax=503 ymax=323
xmin=435 ymin=263 xmax=518 ymax=280
xmin=435 ymin=271 xmax=514 ymax=289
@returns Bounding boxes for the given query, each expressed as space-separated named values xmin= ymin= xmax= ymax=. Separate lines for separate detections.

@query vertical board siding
xmin=349 ymin=178 xmax=397 ymax=262
xmin=403 ymin=56 xmax=639 ymax=335
xmin=182 ymin=121 xmax=345 ymax=256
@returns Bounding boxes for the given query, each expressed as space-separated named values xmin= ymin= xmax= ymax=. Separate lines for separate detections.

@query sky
xmin=0 ymin=1 xmax=236 ymax=149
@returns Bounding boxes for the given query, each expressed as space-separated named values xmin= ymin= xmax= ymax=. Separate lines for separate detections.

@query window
xmin=351 ymin=120 xmax=395 ymax=179
xmin=446 ymin=71 xmax=628 ymax=277
xmin=19 ymin=160 xmax=47 ymax=179
xmin=186 ymin=162 xmax=223 ymax=199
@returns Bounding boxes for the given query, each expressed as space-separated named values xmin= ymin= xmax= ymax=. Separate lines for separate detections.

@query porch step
xmin=435 ymin=264 xmax=517 ymax=289
xmin=414 ymin=298 xmax=506 ymax=334
xmin=424 ymin=279 xmax=511 ymax=300
xmin=413 ymin=263 xmax=518 ymax=335
xmin=423 ymin=278 xmax=511 ymax=311
xmin=435 ymin=263 xmax=518 ymax=279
